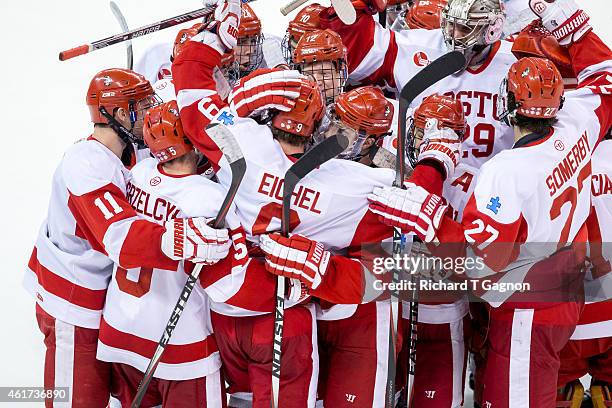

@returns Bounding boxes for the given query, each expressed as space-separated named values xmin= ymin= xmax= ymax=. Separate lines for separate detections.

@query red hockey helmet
xmin=406 ymin=0 xmax=448 ymax=30
xmin=86 ymin=68 xmax=155 ymax=124
xmin=409 ymin=93 xmax=466 ymax=167
xmin=503 ymin=57 xmax=565 ymax=120
xmin=143 ymin=100 xmax=193 ymax=163
xmin=287 ymin=3 xmax=325 ymax=43
xmin=173 ymin=23 xmax=205 ymax=59
xmin=238 ymin=3 xmax=262 ymax=38
xmin=511 ymin=20 xmax=574 ymax=79
xmin=293 ymin=29 xmax=347 ymax=64
xmin=335 ymin=86 xmax=394 ymax=137
xmin=413 ymin=93 xmax=466 ymax=133
xmin=272 ymin=79 xmax=325 ymax=138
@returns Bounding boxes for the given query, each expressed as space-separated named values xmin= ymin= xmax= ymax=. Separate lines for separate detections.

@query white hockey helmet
xmin=441 ymin=0 xmax=505 ymax=55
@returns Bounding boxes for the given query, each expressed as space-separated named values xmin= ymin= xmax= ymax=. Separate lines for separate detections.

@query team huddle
xmin=26 ymin=0 xmax=612 ymax=407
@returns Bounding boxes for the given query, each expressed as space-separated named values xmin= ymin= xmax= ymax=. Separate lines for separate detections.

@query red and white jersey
xmin=173 ymin=40 xmax=396 ymax=319
xmin=571 ymin=139 xmax=612 ymax=340
xmin=97 ymin=158 xmax=225 ymax=380
xmin=321 ymin=13 xmax=517 ymax=169
xmin=436 ymin=31 xmax=612 ymax=308
xmin=24 ymin=138 xmax=173 ymax=329
xmin=134 ymin=41 xmax=173 ymax=84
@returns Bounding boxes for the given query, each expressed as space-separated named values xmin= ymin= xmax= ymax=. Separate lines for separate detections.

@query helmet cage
xmin=228 ymin=33 xmax=265 ymax=84
xmin=297 ymin=59 xmax=348 ymax=105
xmin=313 ymin=116 xmax=369 ymax=161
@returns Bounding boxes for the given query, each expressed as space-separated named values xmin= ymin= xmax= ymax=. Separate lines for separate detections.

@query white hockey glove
xmin=228 ymin=69 xmax=305 ymax=117
xmin=368 ymin=182 xmax=448 ymax=242
xmin=161 ymin=217 xmax=231 ymax=264
xmin=202 ymin=0 xmax=241 ymax=53
xmin=417 ymin=118 xmax=462 ymax=179
xmin=529 ymin=0 xmax=591 ymax=45
xmin=259 ymin=233 xmax=330 ymax=290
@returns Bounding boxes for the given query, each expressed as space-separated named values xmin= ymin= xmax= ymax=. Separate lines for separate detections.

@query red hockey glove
xmin=161 ymin=217 xmax=231 ymax=264
xmin=228 ymin=69 xmax=304 ymax=117
xmin=259 ymin=233 xmax=330 ymax=290
xmin=529 ymin=0 xmax=591 ymax=45
xmin=417 ymin=118 xmax=462 ymax=179
xmin=368 ymin=182 xmax=448 ymax=242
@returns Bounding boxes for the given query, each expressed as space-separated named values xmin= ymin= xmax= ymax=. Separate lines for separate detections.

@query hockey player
xmin=556 ymin=136 xmax=612 ymax=407
xmin=367 ymin=0 xmax=612 ymax=404
xmin=281 ymin=3 xmax=326 ymax=64
xmin=292 ymin=28 xmax=348 ymax=105
xmin=228 ymin=3 xmax=264 ymax=83
xmin=25 ymin=69 xmax=231 ymax=407
xmin=96 ymin=100 xmax=230 ymax=407
xmin=319 ymin=0 xmax=518 ymax=170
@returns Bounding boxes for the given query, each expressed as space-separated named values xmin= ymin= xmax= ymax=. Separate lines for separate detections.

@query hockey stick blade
xmin=280 ymin=0 xmax=308 ymax=16
xmin=109 ymin=1 xmax=133 ymax=70
xmin=395 ymin=50 xmax=466 ymax=186
xmin=271 ymin=131 xmax=350 ymax=408
xmin=332 ymin=0 xmax=357 ymax=24
xmin=130 ymin=123 xmax=245 ymax=408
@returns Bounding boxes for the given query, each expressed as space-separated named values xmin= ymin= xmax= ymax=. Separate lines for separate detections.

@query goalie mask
xmin=316 ymin=86 xmax=394 ymax=161
xmin=441 ymin=0 xmax=505 ymax=65
xmin=408 ymin=94 xmax=466 ymax=167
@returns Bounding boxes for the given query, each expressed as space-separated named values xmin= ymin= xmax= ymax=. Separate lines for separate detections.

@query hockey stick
xmin=109 ymin=1 xmax=133 ymax=70
xmin=385 ymin=50 xmax=466 ymax=408
xmin=130 ymin=123 xmax=246 ymax=408
xmin=280 ymin=0 xmax=356 ymax=24
xmin=271 ymin=131 xmax=350 ymax=408
xmin=59 ymin=0 xmax=256 ymax=61
xmin=280 ymin=0 xmax=309 ymax=16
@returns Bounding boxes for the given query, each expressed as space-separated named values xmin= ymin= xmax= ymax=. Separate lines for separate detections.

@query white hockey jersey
xmin=96 ymin=158 xmax=227 ymax=380
xmin=173 ymin=40 xmax=397 ymax=320
xmin=134 ymin=41 xmax=174 ymax=84
xmin=321 ymin=12 xmax=517 ymax=169
xmin=434 ymin=31 xmax=612 ymax=309
xmin=571 ymin=139 xmax=612 ymax=340
xmin=24 ymin=138 xmax=174 ymax=328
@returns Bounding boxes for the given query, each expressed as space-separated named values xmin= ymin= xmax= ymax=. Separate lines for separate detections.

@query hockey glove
xmin=417 ymin=118 xmax=462 ymax=179
xmin=202 ymin=0 xmax=241 ymax=52
xmin=259 ymin=233 xmax=330 ymax=290
xmin=161 ymin=217 xmax=231 ymax=264
xmin=228 ymin=69 xmax=304 ymax=117
xmin=368 ymin=182 xmax=448 ymax=242
xmin=529 ymin=0 xmax=591 ymax=45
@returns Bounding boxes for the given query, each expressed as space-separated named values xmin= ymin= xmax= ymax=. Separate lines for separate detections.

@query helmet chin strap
xmin=99 ymin=107 xmax=147 ymax=166
xmin=99 ymin=107 xmax=147 ymax=149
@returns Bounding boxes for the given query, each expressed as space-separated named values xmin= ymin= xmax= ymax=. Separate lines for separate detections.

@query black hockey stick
xmin=59 ymin=0 xmax=257 ymax=61
xmin=130 ymin=123 xmax=246 ymax=408
xmin=109 ymin=1 xmax=133 ymax=70
xmin=271 ymin=131 xmax=350 ymax=408
xmin=386 ymin=50 xmax=466 ymax=408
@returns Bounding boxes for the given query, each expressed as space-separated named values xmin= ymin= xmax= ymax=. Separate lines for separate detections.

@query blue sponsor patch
xmin=486 ymin=196 xmax=501 ymax=215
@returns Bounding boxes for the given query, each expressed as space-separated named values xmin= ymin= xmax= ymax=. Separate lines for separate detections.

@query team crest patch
xmin=150 ymin=176 xmax=161 ymax=186
xmin=486 ymin=196 xmax=501 ymax=214
xmin=413 ymin=51 xmax=430 ymax=67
